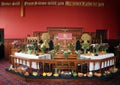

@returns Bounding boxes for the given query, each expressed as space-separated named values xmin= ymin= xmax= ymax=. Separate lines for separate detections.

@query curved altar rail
xmin=10 ymin=54 xmax=116 ymax=73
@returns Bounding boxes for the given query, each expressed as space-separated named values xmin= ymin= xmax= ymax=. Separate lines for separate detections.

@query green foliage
xmin=50 ymin=50 xmax=56 ymax=59
xmin=40 ymin=44 xmax=46 ymax=53
xmin=26 ymin=44 xmax=34 ymax=50
xmin=68 ymin=43 xmax=75 ymax=51
xmin=63 ymin=51 xmax=71 ymax=59
xmin=100 ymin=44 xmax=109 ymax=51
xmin=81 ymin=41 xmax=89 ymax=50
xmin=54 ymin=44 xmax=60 ymax=51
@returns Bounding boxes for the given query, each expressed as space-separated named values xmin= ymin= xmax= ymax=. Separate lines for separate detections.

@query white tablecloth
xmin=14 ymin=52 xmax=51 ymax=69
xmin=80 ymin=53 xmax=115 ymax=71
xmin=14 ymin=52 xmax=115 ymax=71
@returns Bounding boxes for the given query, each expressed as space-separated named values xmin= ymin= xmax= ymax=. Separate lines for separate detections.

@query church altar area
xmin=6 ymin=52 xmax=118 ymax=82
xmin=7 ymin=29 xmax=118 ymax=82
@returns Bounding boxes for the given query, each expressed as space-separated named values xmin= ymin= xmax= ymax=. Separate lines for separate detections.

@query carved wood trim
xmin=47 ymin=27 xmax=83 ymax=40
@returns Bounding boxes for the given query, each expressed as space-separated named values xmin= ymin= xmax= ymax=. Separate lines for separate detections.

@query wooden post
xmin=21 ymin=0 xmax=24 ymax=17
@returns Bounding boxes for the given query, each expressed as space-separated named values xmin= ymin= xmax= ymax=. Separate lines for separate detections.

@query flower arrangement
xmin=100 ymin=43 xmax=109 ymax=53
xmin=63 ymin=50 xmax=71 ymax=59
xmin=12 ymin=40 xmax=21 ymax=48
xmin=20 ymin=44 xmax=26 ymax=52
xmin=92 ymin=43 xmax=100 ymax=54
xmin=26 ymin=43 xmax=34 ymax=50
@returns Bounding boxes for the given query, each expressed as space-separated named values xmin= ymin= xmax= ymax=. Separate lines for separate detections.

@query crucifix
xmin=20 ymin=0 xmax=24 ymax=17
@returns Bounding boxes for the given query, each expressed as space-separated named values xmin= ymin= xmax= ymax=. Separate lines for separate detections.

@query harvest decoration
xmin=81 ymin=41 xmax=90 ymax=55
xmin=41 ymin=33 xmax=50 ymax=49
xmin=39 ymin=43 xmax=46 ymax=54
xmin=39 ymin=33 xmax=50 ymax=54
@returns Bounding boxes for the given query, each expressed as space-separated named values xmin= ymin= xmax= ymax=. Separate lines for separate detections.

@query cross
xmin=20 ymin=0 xmax=24 ymax=17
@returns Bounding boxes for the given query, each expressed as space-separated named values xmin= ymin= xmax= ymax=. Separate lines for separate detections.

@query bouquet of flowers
xmin=26 ymin=43 xmax=34 ymax=50
xmin=91 ymin=43 xmax=100 ymax=54
xmin=63 ymin=50 xmax=71 ymax=59
xmin=100 ymin=43 xmax=109 ymax=52
xmin=20 ymin=43 xmax=26 ymax=52
xmin=12 ymin=40 xmax=21 ymax=48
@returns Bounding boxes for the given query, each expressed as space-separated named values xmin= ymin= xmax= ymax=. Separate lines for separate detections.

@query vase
xmin=31 ymin=50 xmax=36 ymax=54
xmin=84 ymin=49 xmax=87 ymax=55
xmin=96 ymin=48 xmax=99 ymax=54
xmin=51 ymin=53 xmax=54 ymax=59
xmin=93 ymin=49 xmax=95 ymax=53
xmin=64 ymin=54 xmax=68 ymax=59
xmin=27 ymin=48 xmax=32 ymax=54
xmin=55 ymin=68 xmax=58 ymax=73
xmin=77 ymin=53 xmax=80 ymax=59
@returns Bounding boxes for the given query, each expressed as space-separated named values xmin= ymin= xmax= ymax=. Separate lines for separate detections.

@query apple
xmin=24 ymin=71 xmax=29 ymax=76
xmin=78 ymin=72 xmax=83 ymax=77
xmin=73 ymin=72 xmax=77 ymax=77
xmin=42 ymin=72 xmax=47 ymax=76
xmin=32 ymin=72 xmax=38 ymax=76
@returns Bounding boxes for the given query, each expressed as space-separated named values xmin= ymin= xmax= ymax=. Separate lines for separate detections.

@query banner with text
xmin=0 ymin=1 xmax=104 ymax=7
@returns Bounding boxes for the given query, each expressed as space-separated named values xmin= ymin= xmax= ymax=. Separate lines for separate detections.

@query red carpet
xmin=0 ymin=59 xmax=120 ymax=85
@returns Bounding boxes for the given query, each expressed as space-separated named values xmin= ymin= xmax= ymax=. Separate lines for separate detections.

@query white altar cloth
xmin=80 ymin=53 xmax=115 ymax=71
xmin=14 ymin=52 xmax=51 ymax=69
xmin=14 ymin=52 xmax=115 ymax=71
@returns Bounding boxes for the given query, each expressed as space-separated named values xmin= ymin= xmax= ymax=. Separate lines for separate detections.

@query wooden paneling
xmin=47 ymin=27 xmax=83 ymax=40
xmin=4 ymin=39 xmax=24 ymax=61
